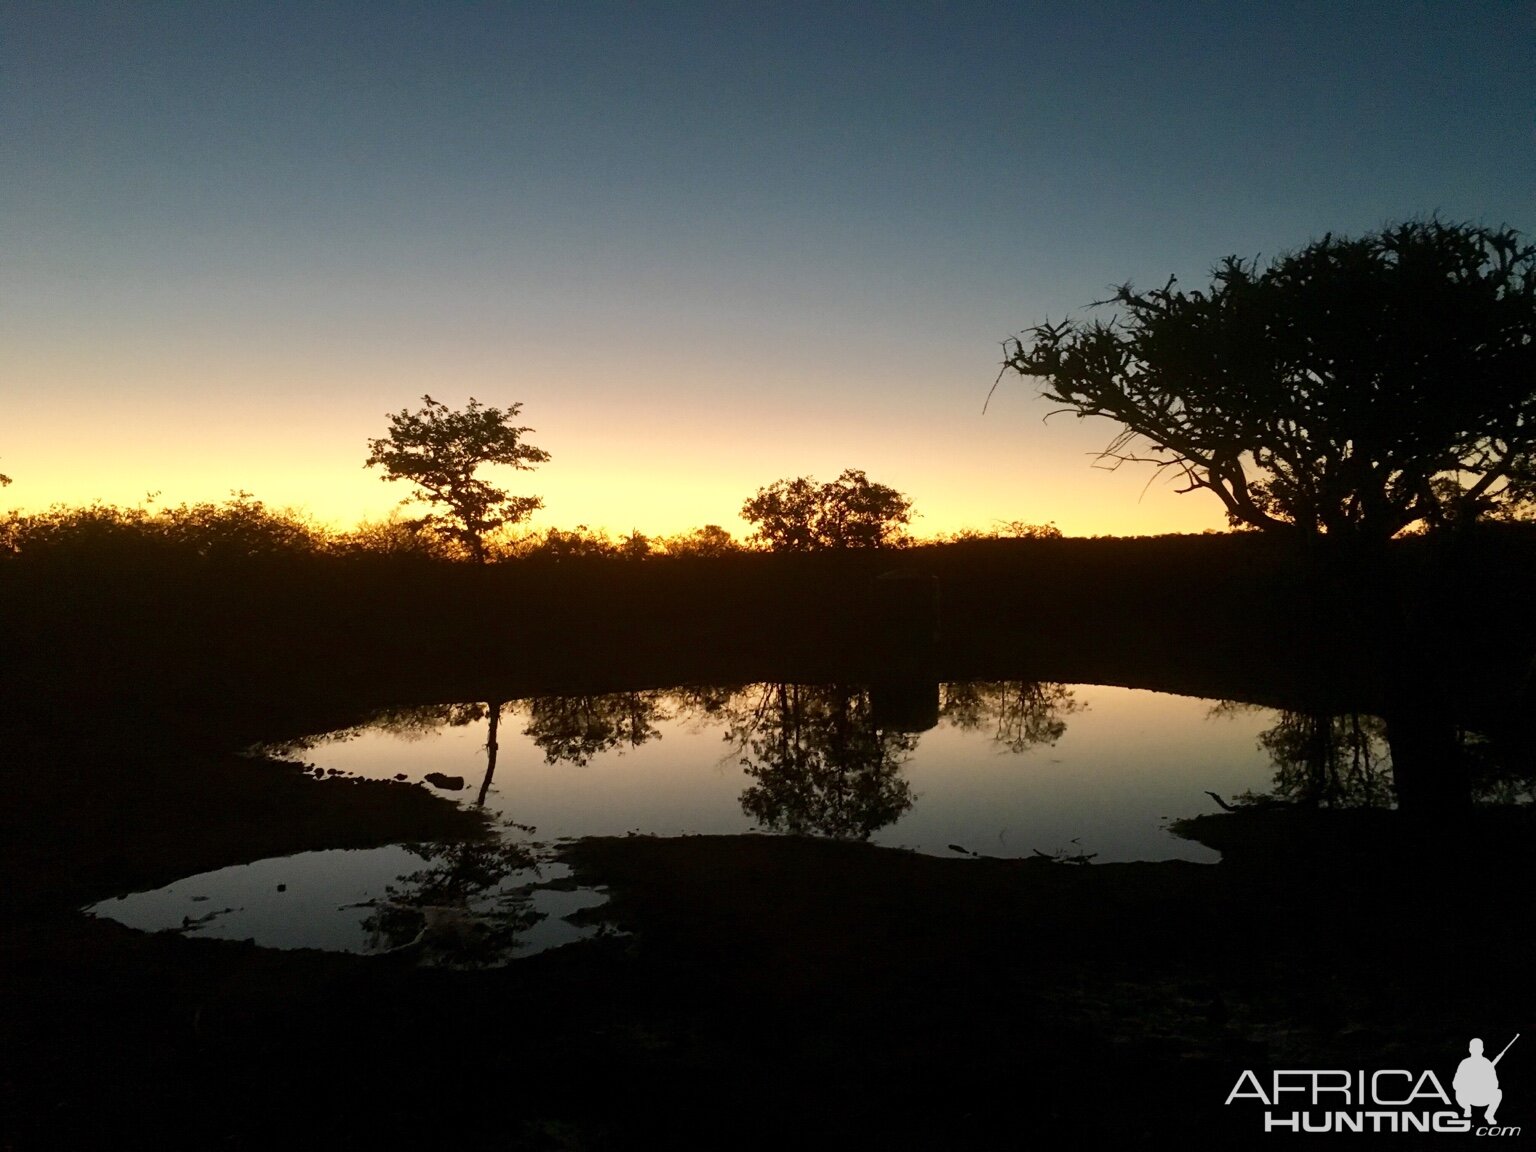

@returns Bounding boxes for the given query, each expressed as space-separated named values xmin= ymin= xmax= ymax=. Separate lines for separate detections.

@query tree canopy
xmin=997 ymin=219 xmax=1536 ymax=541
xmin=365 ymin=395 xmax=549 ymax=562
xmin=740 ymin=469 xmax=913 ymax=551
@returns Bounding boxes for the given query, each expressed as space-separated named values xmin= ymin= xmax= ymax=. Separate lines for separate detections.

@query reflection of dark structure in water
xmin=940 ymin=681 xmax=1082 ymax=753
xmin=727 ymin=684 xmax=917 ymax=839
xmin=869 ymin=678 xmax=941 ymax=733
xmin=523 ymin=691 xmax=669 ymax=766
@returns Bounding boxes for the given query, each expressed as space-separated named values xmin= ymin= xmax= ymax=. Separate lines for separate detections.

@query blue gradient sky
xmin=4 ymin=2 xmax=1532 ymax=537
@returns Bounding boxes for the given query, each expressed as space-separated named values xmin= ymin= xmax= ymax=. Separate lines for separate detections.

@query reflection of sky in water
xmin=88 ymin=684 xmax=1284 ymax=955
xmin=90 ymin=849 xmax=607 ymax=959
xmin=304 ymin=684 xmax=1280 ymax=864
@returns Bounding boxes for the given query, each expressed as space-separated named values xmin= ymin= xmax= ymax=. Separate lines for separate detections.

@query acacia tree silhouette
xmin=997 ymin=220 xmax=1536 ymax=815
xmin=365 ymin=395 xmax=549 ymax=563
xmin=997 ymin=220 xmax=1536 ymax=539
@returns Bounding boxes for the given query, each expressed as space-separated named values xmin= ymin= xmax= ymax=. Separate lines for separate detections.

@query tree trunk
xmin=475 ymin=701 xmax=502 ymax=808
xmin=1315 ymin=533 xmax=1471 ymax=817
xmin=1382 ymin=696 xmax=1468 ymax=816
xmin=1378 ymin=540 xmax=1471 ymax=817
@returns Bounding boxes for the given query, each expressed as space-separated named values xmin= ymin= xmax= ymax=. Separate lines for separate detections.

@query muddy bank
xmin=559 ymin=823 xmax=1536 ymax=1061
xmin=1 ymin=742 xmax=488 ymax=915
xmin=4 ymin=803 xmax=1534 ymax=1148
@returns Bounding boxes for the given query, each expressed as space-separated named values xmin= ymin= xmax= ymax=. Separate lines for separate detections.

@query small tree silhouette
xmin=365 ymin=395 xmax=550 ymax=562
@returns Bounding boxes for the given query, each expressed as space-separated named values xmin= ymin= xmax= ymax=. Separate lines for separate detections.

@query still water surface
xmin=89 ymin=682 xmax=1317 ymax=959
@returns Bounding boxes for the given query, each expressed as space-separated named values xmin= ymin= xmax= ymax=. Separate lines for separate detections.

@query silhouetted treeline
xmin=4 ymin=512 xmax=1531 ymax=714
xmin=0 ymin=497 xmax=1060 ymax=563
xmin=0 ymin=498 xmax=735 ymax=563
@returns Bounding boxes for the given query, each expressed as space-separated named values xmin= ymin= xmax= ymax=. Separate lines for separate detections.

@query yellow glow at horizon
xmin=4 ymin=445 xmax=1231 ymax=542
xmin=4 ymin=333 xmax=1233 ymax=540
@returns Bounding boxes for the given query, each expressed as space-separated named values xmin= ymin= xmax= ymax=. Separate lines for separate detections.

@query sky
xmin=3 ymin=2 xmax=1533 ymax=539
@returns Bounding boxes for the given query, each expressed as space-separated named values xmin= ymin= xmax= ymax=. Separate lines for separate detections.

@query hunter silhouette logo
xmin=1224 ymin=1031 xmax=1521 ymax=1135
xmin=1455 ymin=1034 xmax=1517 ymax=1126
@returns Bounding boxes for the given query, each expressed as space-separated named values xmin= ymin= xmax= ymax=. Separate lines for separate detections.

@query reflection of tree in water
xmin=668 ymin=684 xmax=742 ymax=725
xmin=939 ymin=681 xmax=1082 ymax=753
xmin=1216 ymin=701 xmax=1536 ymax=808
xmin=365 ymin=701 xmax=490 ymax=738
xmin=255 ymin=704 xmax=481 ymax=759
xmin=725 ymin=684 xmax=916 ymax=839
xmin=1259 ymin=709 xmax=1394 ymax=807
xmin=360 ymin=832 xmax=540 ymax=966
xmin=1210 ymin=702 xmax=1395 ymax=807
xmin=358 ymin=700 xmax=508 ymax=806
xmin=1464 ymin=730 xmax=1536 ymax=805
xmin=522 ymin=691 xmax=670 ymax=766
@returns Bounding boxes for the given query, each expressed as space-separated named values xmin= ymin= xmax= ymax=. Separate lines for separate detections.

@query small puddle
xmin=85 ymin=839 xmax=613 ymax=966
